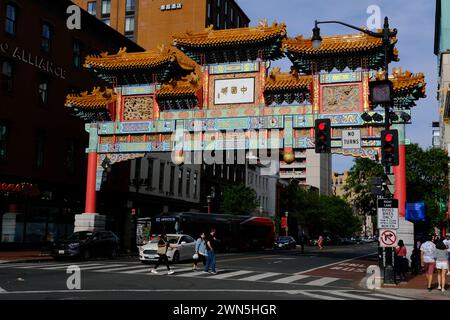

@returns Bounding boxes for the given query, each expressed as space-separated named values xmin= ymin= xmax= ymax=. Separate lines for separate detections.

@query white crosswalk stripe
xmin=239 ymin=272 xmax=281 ymax=281
xmin=207 ymin=270 xmax=253 ymax=280
xmin=95 ymin=265 xmax=152 ymax=273
xmin=303 ymin=277 xmax=340 ymax=286
xmin=176 ymin=269 xmax=225 ymax=277
xmin=367 ymin=293 xmax=411 ymax=300
xmin=12 ymin=262 xmax=83 ymax=269
xmin=272 ymin=274 xmax=310 ymax=284
xmin=301 ymin=291 xmax=345 ymax=300
xmin=326 ymin=291 xmax=381 ymax=300
xmin=40 ymin=263 xmax=103 ymax=270
xmin=78 ymin=264 xmax=126 ymax=271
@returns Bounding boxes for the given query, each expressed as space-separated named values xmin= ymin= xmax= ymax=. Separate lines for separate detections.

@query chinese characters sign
xmin=214 ymin=77 xmax=255 ymax=105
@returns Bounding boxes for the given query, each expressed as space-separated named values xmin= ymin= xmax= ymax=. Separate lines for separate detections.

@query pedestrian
xmin=151 ymin=234 xmax=177 ymax=275
xmin=420 ymin=234 xmax=437 ymax=291
xmin=298 ymin=231 xmax=305 ymax=254
xmin=394 ymin=240 xmax=407 ymax=282
xmin=435 ymin=239 xmax=449 ymax=292
xmin=204 ymin=228 xmax=218 ymax=274
xmin=443 ymin=233 xmax=450 ymax=276
xmin=192 ymin=232 xmax=208 ymax=271
xmin=317 ymin=235 xmax=324 ymax=250
xmin=410 ymin=239 xmax=421 ymax=275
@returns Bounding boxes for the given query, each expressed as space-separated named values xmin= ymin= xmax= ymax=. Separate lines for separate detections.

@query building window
xmin=224 ymin=0 xmax=227 ymax=14
xmin=101 ymin=18 xmax=110 ymax=26
xmin=0 ymin=124 xmax=7 ymax=160
xmin=65 ymin=139 xmax=76 ymax=174
xmin=159 ymin=162 xmax=165 ymax=192
xmin=230 ymin=8 xmax=234 ymax=23
xmin=73 ymin=40 xmax=82 ymax=68
xmin=216 ymin=0 xmax=220 ymax=8
xmin=186 ymin=169 xmax=191 ymax=197
xmin=217 ymin=12 xmax=220 ymax=28
xmin=126 ymin=0 xmax=135 ymax=13
xmin=147 ymin=158 xmax=154 ymax=188
xmin=5 ymin=3 xmax=17 ymax=35
xmin=178 ymin=169 xmax=183 ymax=196
xmin=87 ymin=1 xmax=96 ymax=15
xmin=38 ymin=79 xmax=48 ymax=105
xmin=36 ymin=130 xmax=46 ymax=168
xmin=207 ymin=0 xmax=212 ymax=20
xmin=102 ymin=0 xmax=111 ymax=16
xmin=41 ymin=23 xmax=52 ymax=52
xmin=125 ymin=17 xmax=135 ymax=33
xmin=193 ymin=171 xmax=198 ymax=198
xmin=1 ymin=61 xmax=13 ymax=93
xmin=170 ymin=166 xmax=175 ymax=194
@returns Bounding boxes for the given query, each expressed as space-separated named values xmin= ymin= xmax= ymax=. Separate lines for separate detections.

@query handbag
xmin=193 ymin=253 xmax=199 ymax=260
xmin=157 ymin=239 xmax=168 ymax=255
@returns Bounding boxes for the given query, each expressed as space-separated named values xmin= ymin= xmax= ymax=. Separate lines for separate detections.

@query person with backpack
xmin=151 ymin=234 xmax=178 ymax=275
xmin=192 ymin=232 xmax=208 ymax=271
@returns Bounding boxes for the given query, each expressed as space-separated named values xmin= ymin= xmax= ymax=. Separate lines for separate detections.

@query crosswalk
xmin=0 ymin=261 xmax=411 ymax=300
xmin=0 ymin=261 xmax=349 ymax=287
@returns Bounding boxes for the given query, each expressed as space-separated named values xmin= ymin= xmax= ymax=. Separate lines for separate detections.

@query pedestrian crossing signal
xmin=315 ymin=119 xmax=331 ymax=153
xmin=381 ymin=130 xmax=399 ymax=166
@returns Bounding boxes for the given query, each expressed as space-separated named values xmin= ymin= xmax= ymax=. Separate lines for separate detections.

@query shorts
xmin=436 ymin=261 xmax=449 ymax=270
xmin=423 ymin=262 xmax=436 ymax=275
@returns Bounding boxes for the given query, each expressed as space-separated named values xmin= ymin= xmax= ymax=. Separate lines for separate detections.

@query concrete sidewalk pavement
xmin=0 ymin=251 xmax=53 ymax=263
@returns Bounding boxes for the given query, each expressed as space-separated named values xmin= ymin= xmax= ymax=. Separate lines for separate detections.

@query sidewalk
xmin=0 ymin=250 xmax=53 ymax=263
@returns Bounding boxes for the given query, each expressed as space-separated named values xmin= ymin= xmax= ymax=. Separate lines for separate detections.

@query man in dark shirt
xmin=204 ymin=228 xmax=217 ymax=274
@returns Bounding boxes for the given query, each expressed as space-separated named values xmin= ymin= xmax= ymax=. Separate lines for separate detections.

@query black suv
xmin=52 ymin=231 xmax=120 ymax=260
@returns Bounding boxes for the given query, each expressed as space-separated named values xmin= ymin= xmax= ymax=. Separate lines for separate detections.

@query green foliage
xmin=344 ymin=158 xmax=384 ymax=217
xmin=282 ymin=183 xmax=360 ymax=238
xmin=220 ymin=184 xmax=259 ymax=215
xmin=406 ymin=144 xmax=449 ymax=230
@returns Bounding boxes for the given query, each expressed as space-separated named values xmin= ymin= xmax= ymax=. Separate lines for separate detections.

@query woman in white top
xmin=420 ymin=235 xmax=437 ymax=291
xmin=435 ymin=240 xmax=448 ymax=292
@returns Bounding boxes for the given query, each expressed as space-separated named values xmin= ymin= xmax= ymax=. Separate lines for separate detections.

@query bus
xmin=138 ymin=212 xmax=275 ymax=251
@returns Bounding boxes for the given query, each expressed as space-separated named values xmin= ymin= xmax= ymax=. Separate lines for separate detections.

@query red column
xmin=85 ymin=152 xmax=97 ymax=214
xmin=394 ymin=144 xmax=406 ymax=217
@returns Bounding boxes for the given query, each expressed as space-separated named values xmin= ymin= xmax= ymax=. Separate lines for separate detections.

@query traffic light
xmin=315 ymin=119 xmax=331 ymax=153
xmin=381 ymin=130 xmax=399 ymax=166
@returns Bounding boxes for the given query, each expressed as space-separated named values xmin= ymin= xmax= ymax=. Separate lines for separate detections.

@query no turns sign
xmin=379 ymin=229 xmax=398 ymax=247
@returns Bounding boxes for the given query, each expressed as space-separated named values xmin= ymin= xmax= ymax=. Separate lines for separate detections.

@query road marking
xmin=272 ymin=274 xmax=310 ymax=284
xmin=295 ymin=252 xmax=377 ymax=275
xmin=263 ymin=257 xmax=296 ymax=260
xmin=14 ymin=262 xmax=97 ymax=269
xmin=304 ymin=277 xmax=340 ymax=286
xmin=327 ymin=291 xmax=381 ymax=300
xmin=217 ymin=254 xmax=280 ymax=263
xmin=40 ymin=264 xmax=102 ymax=270
xmin=78 ymin=264 xmax=125 ymax=271
xmin=207 ymin=270 xmax=253 ymax=279
xmin=370 ymin=293 xmax=411 ymax=300
xmin=176 ymin=269 xmax=225 ymax=277
xmin=95 ymin=265 xmax=153 ymax=273
xmin=300 ymin=291 xmax=344 ymax=300
xmin=239 ymin=272 xmax=281 ymax=281
xmin=121 ymin=267 xmax=154 ymax=274
xmin=0 ymin=286 xmax=6 ymax=293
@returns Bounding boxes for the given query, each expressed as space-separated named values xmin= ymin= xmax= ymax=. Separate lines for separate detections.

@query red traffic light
xmin=318 ymin=122 xmax=326 ymax=131
xmin=384 ymin=133 xmax=393 ymax=142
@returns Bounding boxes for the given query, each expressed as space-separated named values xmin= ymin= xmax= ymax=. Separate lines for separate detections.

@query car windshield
xmin=67 ymin=231 xmax=93 ymax=241
xmin=277 ymin=237 xmax=290 ymax=241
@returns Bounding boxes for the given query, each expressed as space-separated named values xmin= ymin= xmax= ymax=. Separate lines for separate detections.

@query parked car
xmin=274 ymin=236 xmax=297 ymax=249
xmin=139 ymin=234 xmax=196 ymax=263
xmin=52 ymin=231 xmax=120 ymax=260
xmin=351 ymin=237 xmax=363 ymax=244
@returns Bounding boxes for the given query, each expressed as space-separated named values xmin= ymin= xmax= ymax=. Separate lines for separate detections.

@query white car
xmin=139 ymin=234 xmax=196 ymax=263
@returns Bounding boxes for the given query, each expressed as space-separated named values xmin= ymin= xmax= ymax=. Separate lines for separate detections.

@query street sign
xmin=341 ymin=129 xmax=361 ymax=149
xmin=405 ymin=202 xmax=425 ymax=221
xmin=379 ymin=229 xmax=398 ymax=247
xmin=377 ymin=198 xmax=399 ymax=229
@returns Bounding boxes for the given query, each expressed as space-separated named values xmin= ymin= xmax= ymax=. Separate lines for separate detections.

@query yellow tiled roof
xmin=65 ymin=87 xmax=116 ymax=109
xmin=156 ymin=73 xmax=202 ymax=97
xmin=265 ymin=67 xmax=312 ymax=92
xmin=173 ymin=22 xmax=287 ymax=48
xmin=84 ymin=47 xmax=196 ymax=71
xmin=374 ymin=68 xmax=426 ymax=97
xmin=283 ymin=32 xmax=398 ymax=59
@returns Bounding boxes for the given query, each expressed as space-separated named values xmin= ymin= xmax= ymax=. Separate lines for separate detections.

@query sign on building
xmin=214 ymin=77 xmax=255 ymax=105
xmin=341 ymin=129 xmax=361 ymax=149
xmin=377 ymin=198 xmax=399 ymax=229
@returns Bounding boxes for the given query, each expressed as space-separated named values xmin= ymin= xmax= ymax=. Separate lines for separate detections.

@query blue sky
xmin=237 ymin=0 xmax=438 ymax=172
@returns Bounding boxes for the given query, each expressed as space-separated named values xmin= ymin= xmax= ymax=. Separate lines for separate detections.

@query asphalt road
xmin=0 ymin=243 xmax=410 ymax=300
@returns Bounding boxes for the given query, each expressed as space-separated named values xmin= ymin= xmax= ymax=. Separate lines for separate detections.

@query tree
xmin=405 ymin=144 xmax=449 ymax=232
xmin=344 ymin=158 xmax=384 ymax=219
xmin=220 ymin=184 xmax=258 ymax=215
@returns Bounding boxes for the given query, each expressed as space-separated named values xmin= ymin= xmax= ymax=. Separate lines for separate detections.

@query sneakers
xmin=151 ymin=269 xmax=158 ymax=274
xmin=442 ymin=288 xmax=446 ymax=292
xmin=209 ymin=271 xmax=217 ymax=274
xmin=203 ymin=270 xmax=209 ymax=273
xmin=438 ymin=286 xmax=442 ymax=290
xmin=167 ymin=270 xmax=174 ymax=275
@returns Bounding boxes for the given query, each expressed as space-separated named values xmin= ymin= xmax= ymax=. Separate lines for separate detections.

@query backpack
xmin=157 ymin=239 xmax=168 ymax=255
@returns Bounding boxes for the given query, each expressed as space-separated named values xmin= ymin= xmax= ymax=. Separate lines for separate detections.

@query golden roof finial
xmin=205 ymin=24 xmax=214 ymax=33
xmin=117 ymin=47 xmax=127 ymax=55
xmin=100 ymin=51 xmax=109 ymax=57
xmin=258 ymin=19 xmax=268 ymax=28
xmin=157 ymin=44 xmax=166 ymax=53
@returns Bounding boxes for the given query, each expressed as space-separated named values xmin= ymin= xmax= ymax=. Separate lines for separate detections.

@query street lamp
xmin=311 ymin=17 xmax=398 ymax=284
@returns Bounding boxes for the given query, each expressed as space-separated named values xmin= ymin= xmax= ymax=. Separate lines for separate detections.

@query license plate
xmin=58 ymin=250 xmax=64 ymax=254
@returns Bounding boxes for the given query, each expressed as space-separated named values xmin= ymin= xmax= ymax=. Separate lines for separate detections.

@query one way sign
xmin=379 ymin=229 xmax=398 ymax=247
